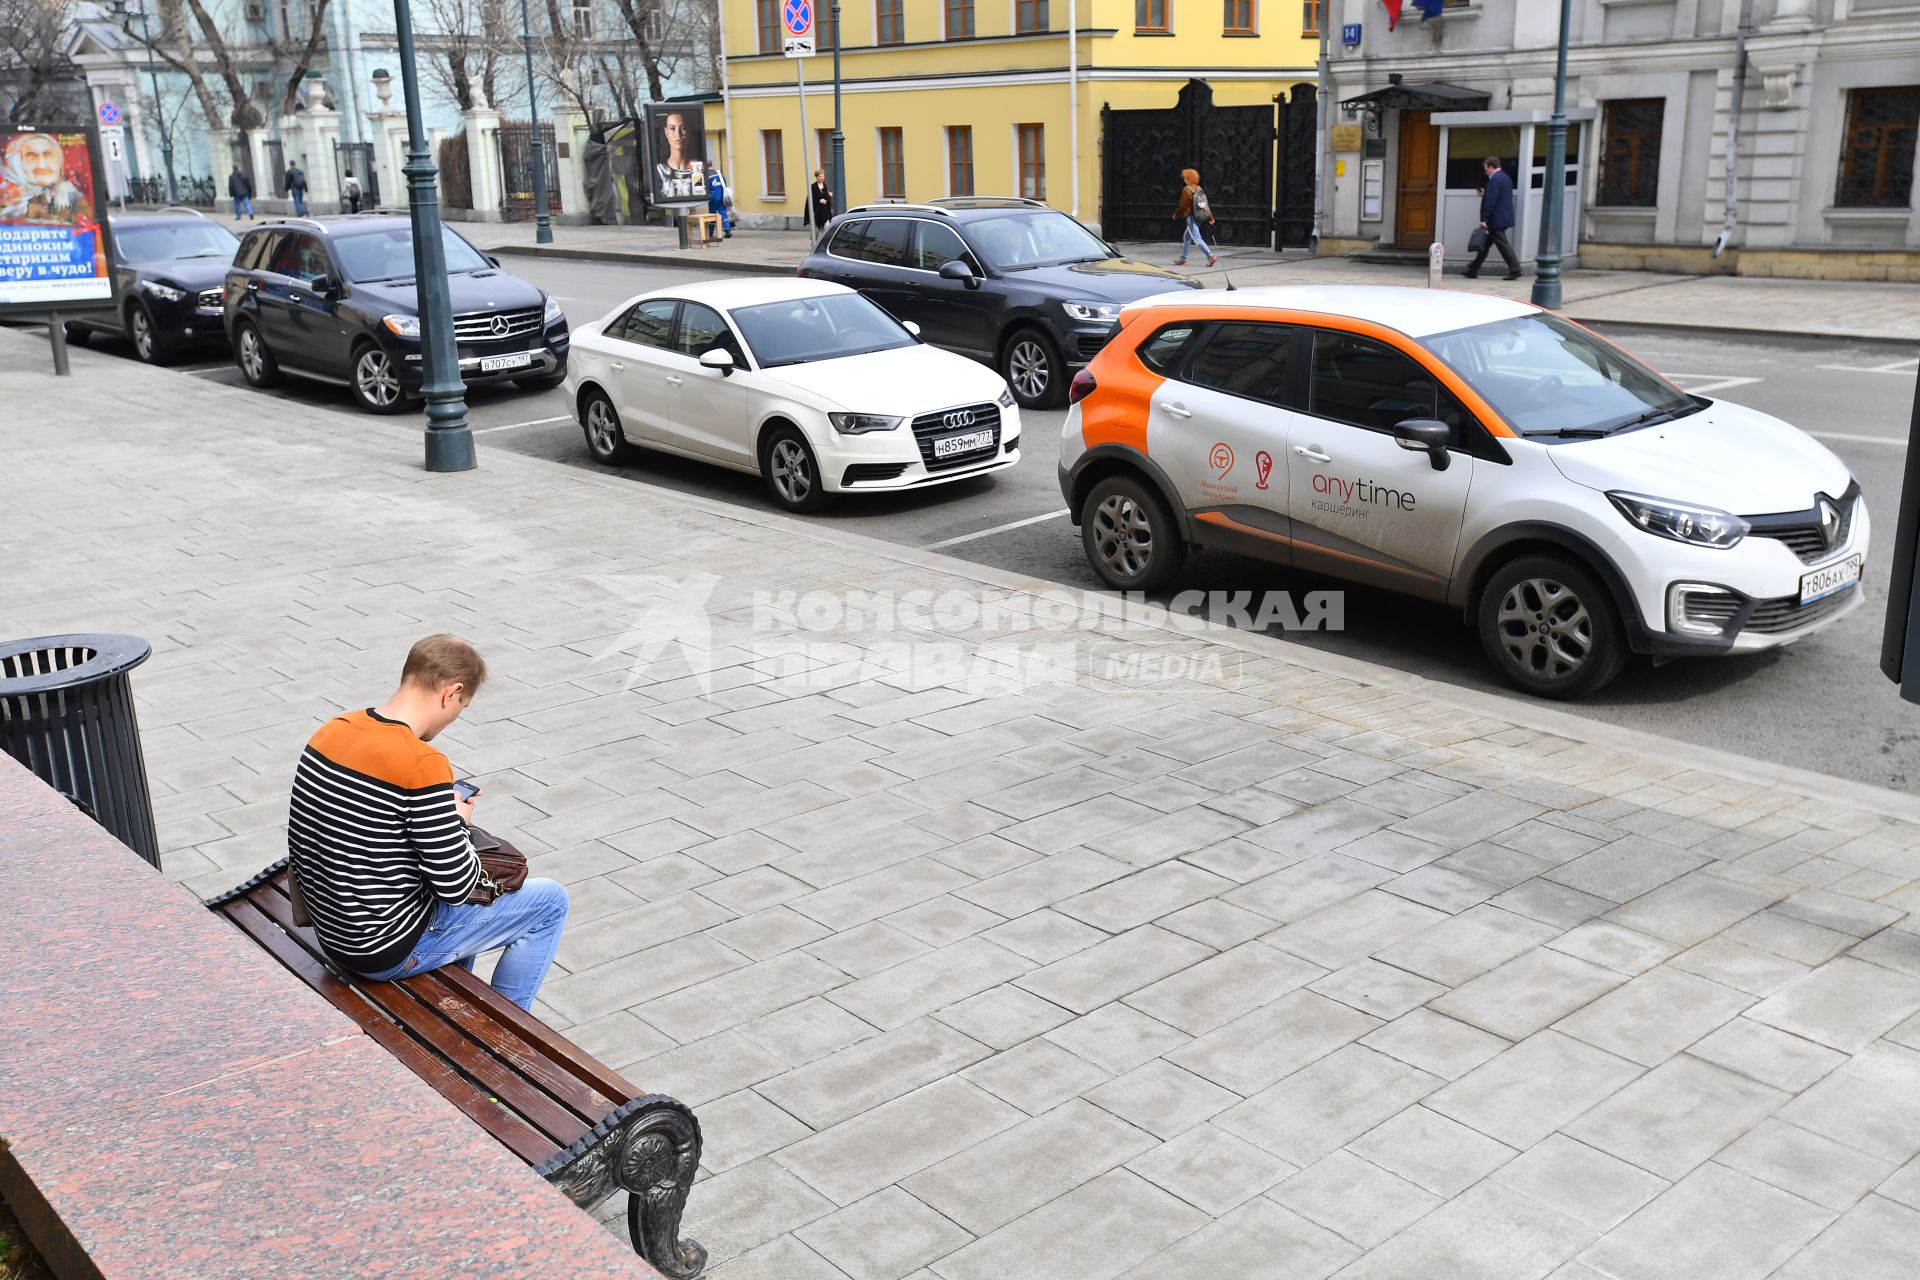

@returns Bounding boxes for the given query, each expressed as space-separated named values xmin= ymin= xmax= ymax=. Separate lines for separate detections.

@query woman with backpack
xmin=1172 ymin=167 xmax=1218 ymax=268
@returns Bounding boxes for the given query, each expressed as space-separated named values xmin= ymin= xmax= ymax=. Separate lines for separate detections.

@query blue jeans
xmin=1180 ymin=216 xmax=1213 ymax=260
xmin=362 ymin=878 xmax=569 ymax=1010
xmin=291 ymin=190 xmax=307 ymax=215
xmin=234 ymin=195 xmax=253 ymax=217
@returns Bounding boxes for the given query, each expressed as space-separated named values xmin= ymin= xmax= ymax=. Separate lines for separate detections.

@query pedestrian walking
xmin=1172 ymin=167 xmax=1217 ymax=268
xmin=287 ymin=634 xmax=569 ymax=1011
xmin=706 ymin=167 xmax=734 ymax=238
xmin=342 ymin=169 xmax=363 ymax=215
xmin=228 ymin=164 xmax=254 ymax=220
xmin=1464 ymin=156 xmax=1522 ymax=281
xmin=285 ymin=162 xmax=308 ymax=217
xmin=806 ymin=169 xmax=834 ymax=242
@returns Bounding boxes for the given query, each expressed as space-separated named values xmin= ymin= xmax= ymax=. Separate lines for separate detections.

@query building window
xmin=762 ymin=130 xmax=785 ymax=196
xmin=1224 ymin=0 xmax=1254 ymax=33
xmin=1017 ymin=0 xmax=1048 ymax=33
xmin=1017 ymin=123 xmax=1045 ymax=200
xmin=1136 ymin=0 xmax=1168 ymax=30
xmin=880 ymin=127 xmax=905 ymax=199
xmin=571 ymin=0 xmax=592 ymax=39
xmin=1836 ymin=85 xmax=1920 ymax=209
xmin=947 ymin=125 xmax=973 ymax=195
xmin=877 ymin=0 xmax=904 ymax=44
xmin=817 ymin=1 xmax=836 ymax=49
xmin=756 ymin=0 xmax=778 ymax=53
xmin=1597 ymin=99 xmax=1662 ymax=207
xmin=945 ymin=0 xmax=974 ymax=39
xmin=1301 ymin=0 xmax=1319 ymax=35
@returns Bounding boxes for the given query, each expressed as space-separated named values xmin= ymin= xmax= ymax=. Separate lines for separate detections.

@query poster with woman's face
xmin=0 ymin=125 xmax=115 ymax=314
xmin=645 ymin=103 xmax=709 ymax=206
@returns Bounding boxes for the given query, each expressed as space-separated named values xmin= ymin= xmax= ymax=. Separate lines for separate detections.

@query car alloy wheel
xmin=582 ymin=393 xmax=628 ymax=465
xmin=1477 ymin=553 xmax=1626 ymax=700
xmin=1091 ymin=492 xmax=1153 ymax=580
xmin=1495 ymin=577 xmax=1593 ymax=681
xmin=354 ymin=347 xmax=404 ymax=412
xmin=130 ymin=306 xmax=155 ymax=361
xmin=1081 ymin=474 xmax=1182 ymax=592
xmin=236 ymin=322 xmax=277 ymax=386
xmin=770 ymin=438 xmax=813 ymax=505
xmin=1007 ymin=336 xmax=1051 ymax=404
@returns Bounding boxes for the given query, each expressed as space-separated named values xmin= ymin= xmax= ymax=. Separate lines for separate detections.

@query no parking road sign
xmin=97 ymin=101 xmax=121 ymax=126
xmin=783 ymin=0 xmax=814 ymax=55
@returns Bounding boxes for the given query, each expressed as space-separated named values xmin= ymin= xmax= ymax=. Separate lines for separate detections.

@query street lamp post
xmin=830 ymin=1 xmax=846 ymax=213
xmin=393 ymin=0 xmax=475 ymax=472
xmin=517 ymin=0 xmax=553 ymax=243
xmin=114 ymin=0 xmax=177 ymax=203
xmin=1531 ymin=0 xmax=1573 ymax=310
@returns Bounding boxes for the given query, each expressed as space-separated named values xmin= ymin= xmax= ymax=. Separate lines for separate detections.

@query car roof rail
xmin=843 ymin=201 xmax=952 ymax=217
xmin=927 ymin=196 xmax=1049 ymax=210
xmin=157 ymin=205 xmax=209 ymax=218
xmin=271 ymin=216 xmax=331 ymax=233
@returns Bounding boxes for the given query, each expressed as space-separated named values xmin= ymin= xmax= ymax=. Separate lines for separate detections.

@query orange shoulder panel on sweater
xmin=307 ymin=710 xmax=453 ymax=790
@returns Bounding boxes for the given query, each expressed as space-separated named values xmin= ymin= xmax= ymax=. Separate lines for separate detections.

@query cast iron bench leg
xmin=543 ymin=1094 xmax=706 ymax=1278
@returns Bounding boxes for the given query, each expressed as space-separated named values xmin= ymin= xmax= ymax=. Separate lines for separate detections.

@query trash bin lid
xmin=0 ymin=634 xmax=152 ymax=696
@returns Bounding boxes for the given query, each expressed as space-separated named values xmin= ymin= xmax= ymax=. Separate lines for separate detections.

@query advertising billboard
xmin=644 ymin=102 xmax=710 ymax=207
xmin=0 ymin=124 xmax=117 ymax=318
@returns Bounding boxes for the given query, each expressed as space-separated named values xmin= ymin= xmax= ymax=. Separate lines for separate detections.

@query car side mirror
xmin=485 ymin=255 xmax=501 ymax=268
xmin=938 ymin=259 xmax=979 ymax=289
xmin=309 ymin=273 xmax=340 ymax=298
xmin=1393 ymin=418 xmax=1452 ymax=471
xmin=902 ymin=320 xmax=922 ymax=337
xmin=699 ymin=348 xmax=736 ymax=375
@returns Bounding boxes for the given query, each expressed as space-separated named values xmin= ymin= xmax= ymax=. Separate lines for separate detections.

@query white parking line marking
xmin=475 ymin=415 xmax=573 ymax=434
xmin=925 ymin=508 xmax=1071 ymax=550
xmin=1663 ymin=374 xmax=1762 ymax=395
xmin=1807 ymin=431 xmax=1907 ymax=448
xmin=1817 ymin=357 xmax=1920 ymax=375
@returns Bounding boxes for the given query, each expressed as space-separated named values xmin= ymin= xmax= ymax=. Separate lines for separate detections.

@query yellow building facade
xmin=705 ymin=0 xmax=1319 ymax=233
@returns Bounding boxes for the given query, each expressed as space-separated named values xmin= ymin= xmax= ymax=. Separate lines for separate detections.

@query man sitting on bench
xmin=288 ymin=634 xmax=568 ymax=1010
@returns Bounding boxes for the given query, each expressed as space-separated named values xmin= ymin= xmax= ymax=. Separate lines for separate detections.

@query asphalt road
xmin=87 ymin=255 xmax=1920 ymax=791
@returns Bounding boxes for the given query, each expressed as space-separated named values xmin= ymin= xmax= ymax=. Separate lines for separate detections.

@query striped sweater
xmin=287 ymin=708 xmax=480 ymax=974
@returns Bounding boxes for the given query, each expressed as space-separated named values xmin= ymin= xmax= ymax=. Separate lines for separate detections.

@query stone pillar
xmin=306 ymin=103 xmax=344 ymax=209
xmin=554 ymin=109 xmax=588 ymax=219
xmin=463 ymin=106 xmax=506 ymax=223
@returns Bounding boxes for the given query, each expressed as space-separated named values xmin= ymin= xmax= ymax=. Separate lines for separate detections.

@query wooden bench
xmin=207 ymin=859 xmax=706 ymax=1278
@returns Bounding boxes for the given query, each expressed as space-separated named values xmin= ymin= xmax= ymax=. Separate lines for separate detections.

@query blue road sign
xmin=98 ymin=101 xmax=121 ymax=125
xmin=784 ymin=0 xmax=812 ymax=35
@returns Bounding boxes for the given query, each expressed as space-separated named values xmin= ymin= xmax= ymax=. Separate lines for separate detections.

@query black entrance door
xmin=496 ymin=122 xmax=561 ymax=222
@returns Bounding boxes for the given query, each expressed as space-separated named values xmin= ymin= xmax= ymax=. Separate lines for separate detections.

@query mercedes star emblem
xmin=489 ymin=314 xmax=511 ymax=337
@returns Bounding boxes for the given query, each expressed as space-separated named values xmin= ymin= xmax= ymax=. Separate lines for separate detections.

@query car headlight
xmin=543 ymin=295 xmax=564 ymax=325
xmin=1608 ymin=492 xmax=1748 ymax=549
xmin=996 ymin=386 xmax=1015 ymax=409
xmin=382 ymin=313 xmax=421 ymax=337
xmin=142 ymin=280 xmax=186 ymax=302
xmin=829 ymin=412 xmax=902 ymax=435
xmin=1062 ymin=300 xmax=1121 ymax=323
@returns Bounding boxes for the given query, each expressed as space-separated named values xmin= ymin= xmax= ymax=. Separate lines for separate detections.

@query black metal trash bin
xmin=0 ymin=634 xmax=160 ymax=868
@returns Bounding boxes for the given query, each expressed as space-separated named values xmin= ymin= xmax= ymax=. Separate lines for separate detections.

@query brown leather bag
xmin=464 ymin=824 xmax=530 ymax=905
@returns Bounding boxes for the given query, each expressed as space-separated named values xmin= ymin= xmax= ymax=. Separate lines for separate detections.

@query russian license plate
xmin=1799 ymin=554 xmax=1863 ymax=605
xmin=480 ymin=351 xmax=534 ymax=373
xmin=934 ymin=428 xmax=993 ymax=459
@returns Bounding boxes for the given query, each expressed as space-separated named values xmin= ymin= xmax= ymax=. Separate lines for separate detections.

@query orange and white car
xmin=1058 ymin=285 xmax=1866 ymax=699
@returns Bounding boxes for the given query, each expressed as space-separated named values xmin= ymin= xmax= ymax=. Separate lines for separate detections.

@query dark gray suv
xmin=799 ymin=197 xmax=1198 ymax=409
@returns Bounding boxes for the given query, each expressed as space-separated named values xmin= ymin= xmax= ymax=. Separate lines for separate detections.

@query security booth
xmin=1431 ymin=107 xmax=1597 ymax=270
xmin=1338 ymin=79 xmax=1491 ymax=253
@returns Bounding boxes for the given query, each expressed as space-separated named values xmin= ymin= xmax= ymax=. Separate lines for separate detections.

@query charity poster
xmin=644 ymin=102 xmax=710 ymax=206
xmin=0 ymin=124 xmax=116 ymax=315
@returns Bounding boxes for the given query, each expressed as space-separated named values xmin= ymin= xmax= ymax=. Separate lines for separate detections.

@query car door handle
xmin=609 ymin=361 xmax=625 ymax=371
xmin=1295 ymin=445 xmax=1331 ymax=463
xmin=245 ymin=280 xmax=259 ymax=291
xmin=1163 ymin=403 xmax=1192 ymax=419
xmin=666 ymin=376 xmax=683 ymax=386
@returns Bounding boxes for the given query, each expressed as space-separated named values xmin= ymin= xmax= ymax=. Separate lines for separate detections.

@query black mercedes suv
xmin=223 ymin=215 xmax=567 ymax=413
xmin=798 ymin=197 xmax=1197 ymax=409
xmin=64 ymin=208 xmax=239 ymax=364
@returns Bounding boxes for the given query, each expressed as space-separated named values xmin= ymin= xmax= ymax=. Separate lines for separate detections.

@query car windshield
xmin=331 ymin=226 xmax=491 ymax=282
xmin=114 ymin=220 xmax=239 ymax=263
xmin=1421 ymin=312 xmax=1698 ymax=437
xmin=728 ymin=292 xmax=915 ymax=368
xmin=965 ymin=211 xmax=1112 ymax=270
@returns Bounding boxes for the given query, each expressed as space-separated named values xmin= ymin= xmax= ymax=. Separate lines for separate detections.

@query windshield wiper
xmin=1608 ymin=405 xmax=1689 ymax=432
xmin=1524 ymin=427 xmax=1614 ymax=439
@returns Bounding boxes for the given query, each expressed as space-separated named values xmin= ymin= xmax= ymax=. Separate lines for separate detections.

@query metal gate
xmin=263 ymin=139 xmax=285 ymax=196
xmin=229 ymin=134 xmax=256 ymax=200
xmin=334 ymin=140 xmax=378 ymax=208
xmin=1099 ymin=79 xmax=1319 ymax=249
xmin=496 ymin=121 xmax=561 ymax=222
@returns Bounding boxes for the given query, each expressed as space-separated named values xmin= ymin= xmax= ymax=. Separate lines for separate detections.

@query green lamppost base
xmin=425 ymin=425 xmax=476 ymax=472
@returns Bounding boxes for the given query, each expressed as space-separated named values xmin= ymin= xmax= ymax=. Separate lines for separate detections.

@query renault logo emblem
xmin=1818 ymin=498 xmax=1839 ymax=547
xmin=489 ymin=314 xmax=511 ymax=337
xmin=942 ymin=409 xmax=976 ymax=430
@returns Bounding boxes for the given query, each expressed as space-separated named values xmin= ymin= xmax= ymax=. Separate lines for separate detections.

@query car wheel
xmin=350 ymin=343 xmax=409 ymax=414
xmin=234 ymin=319 xmax=280 ymax=387
xmin=62 ymin=322 xmax=91 ymax=347
xmin=580 ymin=389 xmax=630 ymax=466
xmin=514 ymin=369 xmax=567 ymax=391
xmin=1082 ymin=473 xmax=1184 ymax=593
xmin=760 ymin=425 xmax=832 ymax=514
xmin=1477 ymin=554 xmax=1628 ymax=700
xmin=1001 ymin=327 xmax=1065 ymax=410
xmin=128 ymin=303 xmax=171 ymax=364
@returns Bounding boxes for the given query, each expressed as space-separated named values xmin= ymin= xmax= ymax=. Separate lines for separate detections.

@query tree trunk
xmin=181 ymin=0 xmax=263 ymax=129
xmin=279 ymin=0 xmax=334 ymax=117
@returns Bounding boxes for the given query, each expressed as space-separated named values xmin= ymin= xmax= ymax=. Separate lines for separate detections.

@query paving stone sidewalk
xmin=459 ymin=221 xmax=1920 ymax=344
xmin=11 ymin=326 xmax=1920 ymax=1278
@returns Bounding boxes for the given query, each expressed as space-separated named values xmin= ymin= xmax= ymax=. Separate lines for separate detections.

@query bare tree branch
xmin=276 ymin=0 xmax=334 ymax=117
xmin=1 ymin=0 xmax=83 ymax=123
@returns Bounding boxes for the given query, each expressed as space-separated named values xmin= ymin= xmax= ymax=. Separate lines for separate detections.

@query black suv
xmin=798 ymin=197 xmax=1196 ymax=409
xmin=65 ymin=208 xmax=239 ymax=364
xmin=223 ymin=215 xmax=567 ymax=413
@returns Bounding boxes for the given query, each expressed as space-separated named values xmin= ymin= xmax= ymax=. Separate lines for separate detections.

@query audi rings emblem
xmin=942 ymin=409 xmax=977 ymax=430
xmin=489 ymin=314 xmax=511 ymax=337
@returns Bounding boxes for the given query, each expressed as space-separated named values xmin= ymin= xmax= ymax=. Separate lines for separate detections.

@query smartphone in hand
xmin=453 ymin=779 xmax=480 ymax=802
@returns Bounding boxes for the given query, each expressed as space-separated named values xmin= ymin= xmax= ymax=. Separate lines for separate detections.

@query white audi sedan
xmin=564 ymin=278 xmax=1022 ymax=511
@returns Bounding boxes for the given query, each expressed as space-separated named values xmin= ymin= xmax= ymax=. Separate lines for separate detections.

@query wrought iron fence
xmin=335 ymin=140 xmax=379 ymax=209
xmin=124 ymin=175 xmax=216 ymax=206
xmin=496 ymin=121 xmax=561 ymax=222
